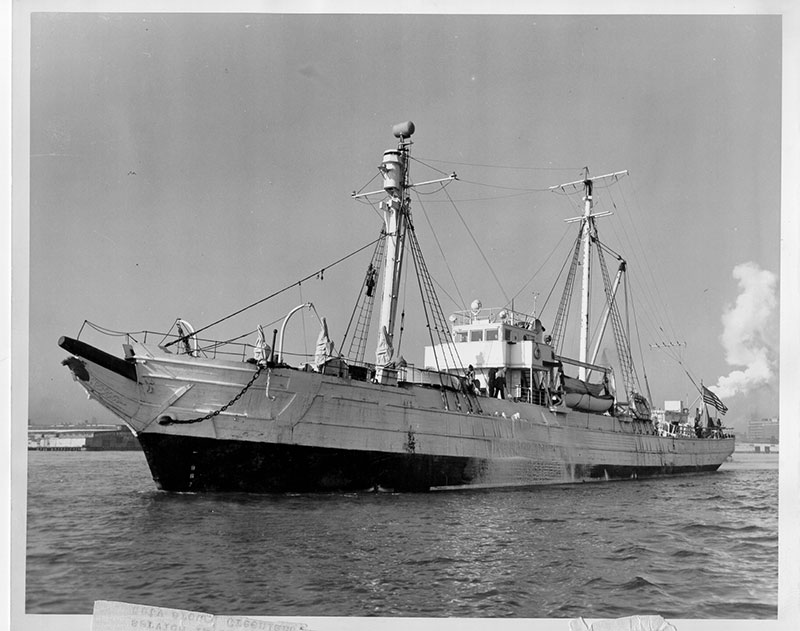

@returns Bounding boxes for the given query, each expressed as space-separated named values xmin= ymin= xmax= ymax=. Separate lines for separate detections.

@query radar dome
xmin=392 ymin=121 xmax=415 ymax=138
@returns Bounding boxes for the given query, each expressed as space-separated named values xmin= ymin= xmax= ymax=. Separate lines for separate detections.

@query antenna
xmin=550 ymin=169 xmax=629 ymax=197
xmin=649 ymin=341 xmax=687 ymax=350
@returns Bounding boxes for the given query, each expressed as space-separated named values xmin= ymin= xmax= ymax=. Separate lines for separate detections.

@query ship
xmin=59 ymin=121 xmax=735 ymax=492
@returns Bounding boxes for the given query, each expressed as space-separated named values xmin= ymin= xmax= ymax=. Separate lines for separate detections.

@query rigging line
xmin=613 ymin=182 xmax=681 ymax=343
xmin=422 ymin=190 xmax=544 ymax=203
xmin=540 ymin=229 xmax=582 ymax=318
xmin=679 ymin=363 xmax=704 ymax=396
xmin=212 ymin=315 xmax=287 ymax=348
xmin=506 ymin=223 xmax=574 ymax=307
xmin=454 ymin=177 xmax=552 ymax=192
xmin=430 ymin=275 xmax=465 ymax=313
xmin=546 ymin=232 xmax=582 ymax=354
xmin=396 ymin=243 xmax=410 ymax=358
xmin=552 ymin=185 xmax=585 ymax=219
xmin=406 ymin=223 xmax=466 ymax=376
xmin=598 ymin=245 xmax=641 ymax=401
xmin=600 ymin=189 xmax=667 ymax=345
xmin=442 ymin=186 xmax=511 ymax=304
xmin=407 ymin=226 xmax=444 ymax=374
xmin=409 ymin=156 xmax=451 ymax=176
xmin=415 ymin=156 xmax=583 ymax=172
xmin=164 ymin=235 xmax=385 ymax=347
xmin=588 ymin=179 xmax=626 ymax=191
xmin=602 ymin=192 xmax=669 ymax=342
xmin=82 ymin=321 xmax=145 ymax=338
xmin=413 ymin=182 xmax=455 ymax=196
xmin=637 ymin=309 xmax=674 ymax=349
xmin=352 ymin=170 xmax=382 ymax=196
xmin=628 ymin=274 xmax=652 ymax=402
xmin=353 ymin=195 xmax=390 ymax=222
xmin=627 ymin=265 xmax=683 ymax=355
xmin=628 ymin=272 xmax=686 ymax=369
xmin=413 ymin=191 xmax=468 ymax=311
xmin=366 ymin=197 xmax=384 ymax=221
xmin=593 ymin=237 xmax=624 ymax=262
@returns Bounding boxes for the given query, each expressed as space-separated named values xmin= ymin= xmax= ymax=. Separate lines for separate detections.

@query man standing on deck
xmin=496 ymin=367 xmax=506 ymax=399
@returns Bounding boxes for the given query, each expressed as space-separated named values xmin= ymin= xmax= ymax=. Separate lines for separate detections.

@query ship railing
xmin=654 ymin=419 xmax=732 ymax=440
xmin=654 ymin=420 xmax=699 ymax=439
xmin=449 ymin=307 xmax=536 ymax=328
xmin=516 ymin=386 xmax=550 ymax=406
xmin=71 ymin=321 xmax=258 ymax=363
xmin=127 ymin=330 xmax=257 ymax=363
xmin=707 ymin=428 xmax=733 ymax=440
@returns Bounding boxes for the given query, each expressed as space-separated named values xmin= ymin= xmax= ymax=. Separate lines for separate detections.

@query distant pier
xmin=28 ymin=424 xmax=140 ymax=451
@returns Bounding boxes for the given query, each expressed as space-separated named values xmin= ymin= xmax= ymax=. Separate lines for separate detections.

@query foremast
xmin=350 ymin=122 xmax=457 ymax=383
xmin=374 ymin=122 xmax=415 ymax=371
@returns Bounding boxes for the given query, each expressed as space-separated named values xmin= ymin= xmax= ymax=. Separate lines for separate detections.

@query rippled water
xmin=25 ymin=451 xmax=777 ymax=618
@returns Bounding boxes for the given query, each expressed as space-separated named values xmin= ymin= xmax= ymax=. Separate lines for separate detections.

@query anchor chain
xmin=158 ymin=364 xmax=266 ymax=425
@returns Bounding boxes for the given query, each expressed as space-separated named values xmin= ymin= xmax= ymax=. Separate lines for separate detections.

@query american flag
xmin=702 ymin=385 xmax=728 ymax=415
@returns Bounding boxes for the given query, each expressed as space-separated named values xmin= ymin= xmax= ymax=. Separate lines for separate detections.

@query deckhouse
xmin=424 ymin=300 xmax=559 ymax=406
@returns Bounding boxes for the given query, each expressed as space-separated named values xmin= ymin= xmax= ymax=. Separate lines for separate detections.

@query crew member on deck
xmin=488 ymin=367 xmax=497 ymax=398
xmin=534 ymin=319 xmax=546 ymax=343
xmin=465 ymin=365 xmax=480 ymax=396
xmin=496 ymin=367 xmax=506 ymax=399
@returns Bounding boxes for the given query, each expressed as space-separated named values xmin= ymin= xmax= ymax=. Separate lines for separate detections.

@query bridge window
xmin=486 ymin=329 xmax=499 ymax=341
xmin=455 ymin=331 xmax=468 ymax=343
xmin=470 ymin=330 xmax=483 ymax=342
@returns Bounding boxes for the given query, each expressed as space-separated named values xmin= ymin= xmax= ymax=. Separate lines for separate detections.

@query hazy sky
xmin=25 ymin=12 xmax=782 ymax=427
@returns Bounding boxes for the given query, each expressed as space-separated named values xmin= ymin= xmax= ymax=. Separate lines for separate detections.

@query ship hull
xmin=138 ymin=432 xmax=725 ymax=493
xmin=59 ymin=337 xmax=736 ymax=493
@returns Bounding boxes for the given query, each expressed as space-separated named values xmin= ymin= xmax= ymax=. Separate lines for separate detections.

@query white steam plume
xmin=713 ymin=262 xmax=778 ymax=398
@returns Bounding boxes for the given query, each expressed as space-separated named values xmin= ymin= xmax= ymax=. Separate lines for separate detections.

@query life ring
xmin=533 ymin=345 xmax=541 ymax=360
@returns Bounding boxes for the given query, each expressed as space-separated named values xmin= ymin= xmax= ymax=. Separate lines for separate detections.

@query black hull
xmin=137 ymin=434 xmax=723 ymax=493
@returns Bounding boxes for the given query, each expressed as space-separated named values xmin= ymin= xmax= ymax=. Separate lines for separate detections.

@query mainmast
xmin=551 ymin=168 xmax=627 ymax=380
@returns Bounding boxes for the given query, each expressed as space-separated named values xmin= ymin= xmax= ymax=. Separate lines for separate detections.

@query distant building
xmin=85 ymin=429 xmax=140 ymax=451
xmin=734 ymin=441 xmax=779 ymax=454
xmin=28 ymin=424 xmax=140 ymax=451
xmin=747 ymin=417 xmax=779 ymax=444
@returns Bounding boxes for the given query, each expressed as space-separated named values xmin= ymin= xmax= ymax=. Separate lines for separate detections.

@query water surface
xmin=26 ymin=451 xmax=778 ymax=618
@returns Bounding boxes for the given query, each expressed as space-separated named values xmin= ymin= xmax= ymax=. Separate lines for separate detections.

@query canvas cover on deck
xmin=314 ymin=318 xmax=335 ymax=369
xmin=562 ymin=375 xmax=615 ymax=413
